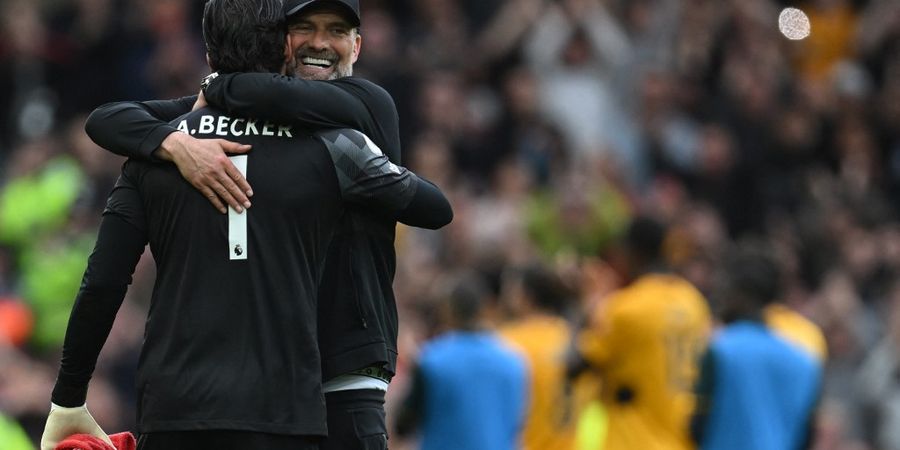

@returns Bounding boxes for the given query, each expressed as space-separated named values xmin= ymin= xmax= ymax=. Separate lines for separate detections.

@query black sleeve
xmin=318 ymin=129 xmax=452 ymax=229
xmin=397 ymin=175 xmax=453 ymax=230
xmin=690 ymin=348 xmax=716 ymax=445
xmin=51 ymin=169 xmax=148 ymax=406
xmin=205 ymin=74 xmax=403 ymax=163
xmin=84 ymin=96 xmax=195 ymax=161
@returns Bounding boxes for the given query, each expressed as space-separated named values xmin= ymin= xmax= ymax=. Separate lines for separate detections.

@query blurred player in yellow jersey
xmin=500 ymin=262 xmax=596 ymax=450
xmin=570 ymin=216 xmax=712 ymax=450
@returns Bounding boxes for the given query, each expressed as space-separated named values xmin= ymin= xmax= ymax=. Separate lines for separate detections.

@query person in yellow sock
xmin=574 ymin=400 xmax=607 ymax=450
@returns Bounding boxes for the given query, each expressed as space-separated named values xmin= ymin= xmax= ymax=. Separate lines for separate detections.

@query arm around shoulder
xmin=205 ymin=73 xmax=361 ymax=123
xmin=84 ymin=97 xmax=195 ymax=161
xmin=320 ymin=129 xmax=451 ymax=228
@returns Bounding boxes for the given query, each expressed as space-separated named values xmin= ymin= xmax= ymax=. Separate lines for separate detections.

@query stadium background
xmin=0 ymin=0 xmax=899 ymax=448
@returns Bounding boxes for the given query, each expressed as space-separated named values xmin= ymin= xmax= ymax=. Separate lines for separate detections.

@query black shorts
xmin=136 ymin=430 xmax=320 ymax=450
xmin=321 ymin=389 xmax=388 ymax=450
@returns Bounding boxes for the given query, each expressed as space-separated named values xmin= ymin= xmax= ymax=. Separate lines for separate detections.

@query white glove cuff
xmin=50 ymin=402 xmax=87 ymax=411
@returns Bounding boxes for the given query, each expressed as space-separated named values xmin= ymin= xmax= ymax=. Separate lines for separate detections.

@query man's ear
xmin=284 ymin=34 xmax=292 ymax=61
xmin=351 ymin=33 xmax=361 ymax=65
xmin=206 ymin=53 xmax=214 ymax=70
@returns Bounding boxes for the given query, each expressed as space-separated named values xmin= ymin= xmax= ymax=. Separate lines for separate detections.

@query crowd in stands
xmin=2 ymin=0 xmax=900 ymax=448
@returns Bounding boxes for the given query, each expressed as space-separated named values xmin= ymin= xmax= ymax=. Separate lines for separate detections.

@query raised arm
xmin=40 ymin=166 xmax=149 ymax=450
xmin=204 ymin=74 xmax=402 ymax=162
xmin=85 ymin=97 xmax=253 ymax=214
xmin=319 ymin=129 xmax=452 ymax=230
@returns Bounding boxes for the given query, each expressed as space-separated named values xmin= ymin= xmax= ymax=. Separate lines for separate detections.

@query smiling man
xmin=83 ymin=1 xmax=445 ymax=449
xmin=41 ymin=0 xmax=453 ymax=449
xmin=286 ymin=0 xmax=361 ymax=80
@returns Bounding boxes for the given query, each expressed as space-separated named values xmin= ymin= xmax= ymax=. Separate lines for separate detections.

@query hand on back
xmin=158 ymin=132 xmax=254 ymax=214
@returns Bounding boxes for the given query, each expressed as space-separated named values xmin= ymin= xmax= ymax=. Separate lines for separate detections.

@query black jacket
xmin=84 ymin=74 xmax=450 ymax=382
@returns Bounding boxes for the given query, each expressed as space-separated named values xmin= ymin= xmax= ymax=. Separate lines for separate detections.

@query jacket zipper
xmin=347 ymin=244 xmax=368 ymax=329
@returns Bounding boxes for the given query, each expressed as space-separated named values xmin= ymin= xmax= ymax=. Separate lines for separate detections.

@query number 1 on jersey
xmin=228 ymin=155 xmax=248 ymax=260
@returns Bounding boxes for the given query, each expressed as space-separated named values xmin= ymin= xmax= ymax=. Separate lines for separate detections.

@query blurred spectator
xmin=522 ymin=0 xmax=644 ymax=185
xmin=0 ymin=139 xmax=84 ymax=248
xmin=526 ymin=165 xmax=632 ymax=258
xmin=498 ymin=262 xmax=586 ymax=450
xmin=692 ymin=240 xmax=821 ymax=450
xmin=685 ymin=122 xmax=765 ymax=236
xmin=795 ymin=0 xmax=858 ymax=81
xmin=0 ymin=296 xmax=33 ymax=347
xmin=0 ymin=410 xmax=33 ymax=450
xmin=0 ymin=0 xmax=59 ymax=151
xmin=395 ymin=272 xmax=528 ymax=450
xmin=855 ymin=279 xmax=900 ymax=450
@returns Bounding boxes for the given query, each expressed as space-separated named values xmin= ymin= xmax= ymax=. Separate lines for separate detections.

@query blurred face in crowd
xmin=286 ymin=6 xmax=361 ymax=80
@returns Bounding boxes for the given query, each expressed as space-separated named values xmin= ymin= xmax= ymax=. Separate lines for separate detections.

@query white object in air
xmin=779 ymin=7 xmax=811 ymax=40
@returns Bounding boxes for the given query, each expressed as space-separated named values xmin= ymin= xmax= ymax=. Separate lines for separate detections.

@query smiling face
xmin=286 ymin=8 xmax=361 ymax=80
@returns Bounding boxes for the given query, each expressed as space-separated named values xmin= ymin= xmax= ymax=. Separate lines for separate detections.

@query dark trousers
xmin=320 ymin=389 xmax=388 ymax=450
xmin=136 ymin=430 xmax=320 ymax=450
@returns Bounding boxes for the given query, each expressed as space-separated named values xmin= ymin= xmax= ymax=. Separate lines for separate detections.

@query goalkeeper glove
xmin=40 ymin=403 xmax=113 ymax=450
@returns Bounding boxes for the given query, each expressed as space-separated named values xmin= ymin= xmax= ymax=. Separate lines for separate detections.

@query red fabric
xmin=55 ymin=432 xmax=136 ymax=450
xmin=109 ymin=432 xmax=136 ymax=450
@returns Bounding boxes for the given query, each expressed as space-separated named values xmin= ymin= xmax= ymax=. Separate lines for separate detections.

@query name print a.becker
xmin=176 ymin=114 xmax=294 ymax=138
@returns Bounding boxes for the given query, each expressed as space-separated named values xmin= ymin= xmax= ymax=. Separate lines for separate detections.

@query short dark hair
xmin=725 ymin=239 xmax=782 ymax=306
xmin=203 ymin=0 xmax=286 ymax=74
xmin=447 ymin=273 xmax=490 ymax=328
xmin=518 ymin=263 xmax=570 ymax=315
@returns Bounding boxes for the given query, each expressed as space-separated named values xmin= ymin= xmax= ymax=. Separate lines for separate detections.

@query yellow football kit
xmin=501 ymin=315 xmax=584 ymax=450
xmin=765 ymin=304 xmax=827 ymax=362
xmin=579 ymin=273 xmax=711 ymax=450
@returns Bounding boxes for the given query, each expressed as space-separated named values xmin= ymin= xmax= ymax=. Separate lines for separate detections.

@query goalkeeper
xmin=39 ymin=0 xmax=451 ymax=449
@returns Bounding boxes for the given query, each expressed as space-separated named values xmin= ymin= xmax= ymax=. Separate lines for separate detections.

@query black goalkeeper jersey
xmin=54 ymin=106 xmax=429 ymax=436
xmin=84 ymin=76 xmax=416 ymax=381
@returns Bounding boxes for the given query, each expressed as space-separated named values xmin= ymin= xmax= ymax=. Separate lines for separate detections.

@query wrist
xmin=156 ymin=131 xmax=189 ymax=162
xmin=51 ymin=402 xmax=87 ymax=411
xmin=51 ymin=379 xmax=90 ymax=408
